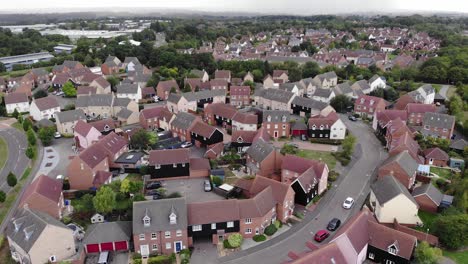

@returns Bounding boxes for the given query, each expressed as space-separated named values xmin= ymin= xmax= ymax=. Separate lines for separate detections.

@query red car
xmin=314 ymin=230 xmax=330 ymax=242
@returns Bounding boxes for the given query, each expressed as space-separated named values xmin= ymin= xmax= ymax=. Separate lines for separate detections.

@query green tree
xmin=0 ymin=62 xmax=6 ymax=73
xmin=342 ymin=135 xmax=357 ymax=158
xmin=433 ymin=213 xmax=468 ymax=249
xmin=0 ymin=190 xmax=6 ymax=203
xmin=22 ymin=118 xmax=32 ymax=131
xmin=302 ymin=61 xmax=320 ymax=78
xmin=79 ymin=194 xmax=95 ymax=212
xmin=183 ymin=83 xmax=192 ymax=93
xmin=414 ymin=241 xmax=442 ymax=264
xmin=106 ymin=76 xmax=119 ymax=90
xmin=120 ymin=178 xmax=142 ymax=194
xmin=280 ymin=144 xmax=298 ymax=155
xmin=12 ymin=108 xmax=19 ymax=119
xmin=93 ymin=186 xmax=116 ymax=215
xmin=330 ymin=95 xmax=353 ymax=113
xmin=62 ymin=81 xmax=76 ymax=97
xmin=25 ymin=146 xmax=35 ymax=159
xmin=38 ymin=127 xmax=55 ymax=146
xmin=7 ymin=172 xmax=17 ymax=187
xmin=27 ymin=128 xmax=36 ymax=146
xmin=227 ymin=233 xmax=243 ymax=248
xmin=33 ymin=89 xmax=48 ymax=99
xmin=170 ymin=87 xmax=177 ymax=94
xmin=130 ymin=129 xmax=158 ymax=150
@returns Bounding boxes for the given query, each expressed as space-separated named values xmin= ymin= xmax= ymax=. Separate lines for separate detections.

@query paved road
xmin=217 ymin=116 xmax=387 ymax=264
xmin=439 ymin=85 xmax=450 ymax=99
xmin=0 ymin=126 xmax=29 ymax=192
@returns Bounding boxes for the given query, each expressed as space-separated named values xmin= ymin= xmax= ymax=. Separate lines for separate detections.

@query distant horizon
xmin=0 ymin=0 xmax=467 ymax=16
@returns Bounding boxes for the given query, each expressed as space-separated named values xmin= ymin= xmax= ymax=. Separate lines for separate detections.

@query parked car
xmin=152 ymin=193 xmax=163 ymax=200
xmin=56 ymin=91 xmax=64 ymax=96
xmin=327 ymin=218 xmax=341 ymax=231
xmin=314 ymin=230 xmax=330 ymax=242
xmin=54 ymin=132 xmax=61 ymax=138
xmin=286 ymin=142 xmax=299 ymax=148
xmin=301 ymin=134 xmax=307 ymax=141
xmin=147 ymin=189 xmax=163 ymax=196
xmin=146 ymin=181 xmax=162 ymax=190
xmin=348 ymin=115 xmax=357 ymax=121
xmin=181 ymin=141 xmax=193 ymax=148
xmin=204 ymin=180 xmax=212 ymax=192
xmin=343 ymin=197 xmax=355 ymax=209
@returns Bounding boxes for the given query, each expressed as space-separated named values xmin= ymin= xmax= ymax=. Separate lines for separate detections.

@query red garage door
xmin=100 ymin=242 xmax=114 ymax=251
xmin=114 ymin=241 xmax=128 ymax=251
xmin=86 ymin=244 xmax=100 ymax=253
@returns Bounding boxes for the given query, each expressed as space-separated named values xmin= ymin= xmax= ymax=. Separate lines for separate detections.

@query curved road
xmin=0 ymin=126 xmax=29 ymax=192
xmin=219 ymin=116 xmax=387 ymax=264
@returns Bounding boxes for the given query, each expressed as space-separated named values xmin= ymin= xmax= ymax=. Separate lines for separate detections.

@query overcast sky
xmin=1 ymin=0 xmax=467 ymax=14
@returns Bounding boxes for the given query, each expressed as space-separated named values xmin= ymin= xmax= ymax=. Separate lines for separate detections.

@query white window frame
xmin=152 ymin=244 xmax=158 ymax=251
xmin=165 ymin=231 xmax=171 ymax=238
xmin=245 ymin=228 xmax=252 ymax=234
xmin=155 ymin=164 xmax=161 ymax=169
xmin=176 ymin=230 xmax=182 ymax=237
xmin=245 ymin=218 xmax=252 ymax=224
xmin=211 ymin=223 xmax=216 ymax=230
xmin=139 ymin=234 xmax=145 ymax=240
xmin=165 ymin=243 xmax=171 ymax=249
xmin=173 ymin=163 xmax=177 ymax=168
xmin=192 ymin=225 xmax=202 ymax=231
xmin=151 ymin=233 xmax=157 ymax=240
xmin=368 ymin=252 xmax=374 ymax=260
xmin=227 ymin=221 xmax=234 ymax=228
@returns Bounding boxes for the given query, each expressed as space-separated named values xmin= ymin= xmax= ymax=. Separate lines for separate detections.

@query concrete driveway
xmin=191 ymin=240 xmax=219 ymax=264
xmin=219 ymin=115 xmax=388 ymax=264
xmin=163 ymin=178 xmax=224 ymax=203
xmin=272 ymin=139 xmax=339 ymax=152
xmin=41 ymin=137 xmax=77 ymax=179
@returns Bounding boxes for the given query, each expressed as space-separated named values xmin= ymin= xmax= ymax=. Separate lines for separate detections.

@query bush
xmin=223 ymin=239 xmax=232 ymax=249
xmin=25 ymin=146 xmax=35 ymax=159
xmin=27 ymin=128 xmax=36 ymax=146
xmin=134 ymin=260 xmax=142 ymax=264
xmin=264 ymin=224 xmax=278 ymax=236
xmin=253 ymin=234 xmax=267 ymax=242
xmin=166 ymin=192 xmax=182 ymax=198
xmin=227 ymin=233 xmax=243 ymax=248
xmin=139 ymin=165 xmax=149 ymax=175
xmin=23 ymin=119 xmax=32 ymax=131
xmin=211 ymin=176 xmax=223 ymax=187
xmin=148 ymin=255 xmax=171 ymax=264
xmin=274 ymin=220 xmax=282 ymax=229
xmin=0 ymin=191 xmax=6 ymax=203
xmin=294 ymin=212 xmax=304 ymax=219
xmin=62 ymin=216 xmax=72 ymax=224
xmin=132 ymin=253 xmax=142 ymax=260
xmin=7 ymin=172 xmax=17 ymax=187
xmin=329 ymin=170 xmax=339 ymax=182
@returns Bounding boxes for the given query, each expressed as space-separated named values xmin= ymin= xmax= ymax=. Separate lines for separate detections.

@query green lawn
xmin=11 ymin=122 xmax=23 ymax=131
xmin=296 ymin=149 xmax=337 ymax=170
xmin=0 ymin=137 xmax=7 ymax=171
xmin=443 ymin=250 xmax=468 ymax=264
xmin=0 ymin=167 xmax=31 ymax=225
xmin=414 ymin=211 xmax=438 ymax=232
xmin=430 ymin=167 xmax=454 ymax=180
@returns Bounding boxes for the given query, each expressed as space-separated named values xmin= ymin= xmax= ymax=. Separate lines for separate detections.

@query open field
xmin=296 ymin=149 xmax=337 ymax=170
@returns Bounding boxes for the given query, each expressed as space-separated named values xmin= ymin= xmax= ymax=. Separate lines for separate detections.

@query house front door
xmin=274 ymin=131 xmax=278 ymax=138
xmin=174 ymin=241 xmax=182 ymax=253
xmin=429 ymin=158 xmax=433 ymax=165
xmin=140 ymin=245 xmax=149 ymax=258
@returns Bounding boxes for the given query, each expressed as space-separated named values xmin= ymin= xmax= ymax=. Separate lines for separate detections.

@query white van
xmin=98 ymin=251 xmax=109 ymax=264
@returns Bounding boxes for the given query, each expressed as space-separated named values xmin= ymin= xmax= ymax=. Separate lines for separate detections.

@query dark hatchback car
xmin=327 ymin=218 xmax=341 ymax=231
xmin=146 ymin=181 xmax=162 ymax=190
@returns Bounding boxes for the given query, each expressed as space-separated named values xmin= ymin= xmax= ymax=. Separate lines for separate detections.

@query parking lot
xmin=163 ymin=178 xmax=225 ymax=202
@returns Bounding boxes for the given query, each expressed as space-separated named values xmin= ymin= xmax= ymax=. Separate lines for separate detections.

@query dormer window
xmin=169 ymin=213 xmax=177 ymax=225
xmin=282 ymin=115 xmax=287 ymax=122
xmin=143 ymin=209 xmax=151 ymax=227
xmin=23 ymin=225 xmax=34 ymax=240
xmin=387 ymin=241 xmax=399 ymax=255
xmin=267 ymin=115 xmax=271 ymax=122
xmin=360 ymin=98 xmax=365 ymax=103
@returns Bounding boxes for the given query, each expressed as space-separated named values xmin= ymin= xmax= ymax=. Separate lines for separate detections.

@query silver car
xmin=204 ymin=180 xmax=212 ymax=192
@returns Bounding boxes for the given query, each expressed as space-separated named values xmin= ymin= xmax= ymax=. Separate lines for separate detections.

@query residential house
xmin=83 ymin=221 xmax=132 ymax=253
xmin=189 ymin=69 xmax=209 ymax=82
xmin=230 ymin=86 xmax=251 ymax=106
xmin=170 ymin=112 xmax=199 ymax=142
xmin=290 ymin=121 xmax=308 ymax=138
xmin=73 ymin=120 xmax=101 ymax=149
xmin=55 ymin=109 xmax=87 ymax=135
xmin=116 ymin=83 xmax=142 ymax=102
xmin=370 ymin=176 xmax=421 ymax=225
xmin=232 ymin=112 xmax=258 ymax=132
xmin=167 ymin=90 xmax=226 ymax=114
xmin=279 ymin=83 xmax=303 ymax=97
xmin=408 ymin=84 xmax=435 ymax=105
xmin=101 ymin=56 xmax=122 ymax=75
xmin=4 ymin=93 xmax=29 ymax=114
xmin=388 ymin=131 xmax=422 ymax=163
xmin=204 ymin=142 xmax=225 ymax=159
xmin=378 ymin=150 xmax=419 ymax=190
xmin=291 ymin=96 xmax=332 ymax=117
xmin=272 ymin=70 xmax=289 ymax=83
xmin=369 ymin=74 xmax=386 ymax=91
xmin=123 ymin=57 xmax=142 ymax=72
xmin=372 ymin=109 xmax=408 ymax=136
xmin=132 ymin=198 xmax=188 ymax=257
xmin=156 ymin=80 xmax=180 ymax=100
xmin=214 ymin=70 xmax=231 ymax=83
xmin=19 ymin=175 xmax=64 ymax=219
xmin=77 ymin=86 xmax=97 ymax=97
xmin=190 ymin=121 xmax=224 ymax=147
xmin=421 ymin=112 xmax=455 ymax=140
xmin=89 ymin=77 xmax=112 ymax=94
xmin=139 ymin=106 xmax=174 ymax=130
xmin=351 ymin=80 xmax=372 ymax=95
xmin=406 ymin=103 xmax=436 ymax=126
xmin=262 ymin=110 xmax=291 ymax=139
xmin=422 ymin=147 xmax=449 ymax=167
xmin=412 ymin=184 xmax=452 ymax=213
xmin=354 ymin=95 xmax=386 ymax=119
xmin=204 ymin=103 xmax=237 ymax=127
xmin=311 ymin=88 xmax=335 ymax=103
xmin=67 ymin=143 xmax=111 ymax=190
xmin=52 ymin=60 xmax=83 ymax=74
xmin=333 ymin=82 xmax=354 ymax=98
xmin=148 ymin=149 xmax=190 ymax=179
xmin=29 ymin=96 xmax=60 ymax=121
xmin=116 ymin=108 xmax=139 ymax=125
xmin=281 ymin=155 xmax=329 ymax=205
xmin=449 ymin=139 xmax=468 ymax=154
xmin=312 ymin=71 xmax=338 ymax=89
xmin=6 ymin=208 xmax=77 ymax=264
xmin=30 ymin=69 xmax=49 ymax=86
xmin=308 ymin=112 xmax=347 ymax=140
xmin=243 ymin=72 xmax=254 ymax=83
xmin=394 ymin=94 xmax=417 ymax=110
xmin=231 ymin=130 xmax=257 ymax=153
xmin=245 ymin=139 xmax=280 ymax=176
xmin=210 ymin=79 xmax=228 ymax=90
xmin=99 ymin=132 xmax=129 ymax=168
xmin=89 ymin=119 xmax=116 ymax=135
xmin=263 ymin=75 xmax=276 ymax=89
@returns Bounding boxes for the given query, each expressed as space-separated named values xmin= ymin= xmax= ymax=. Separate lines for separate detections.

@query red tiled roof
xmin=149 ymin=149 xmax=190 ymax=165
xmin=14 ymin=84 xmax=32 ymax=97
xmin=234 ymin=178 xmax=253 ymax=191
xmin=308 ymin=111 xmax=339 ymax=128
xmin=157 ymin=79 xmax=179 ymax=91
xmin=253 ymin=127 xmax=271 ymax=143
xmin=281 ymin=155 xmax=317 ymax=174
xmin=140 ymin=106 xmax=165 ymax=119
xmin=78 ymin=143 xmax=108 ymax=168
xmin=214 ymin=70 xmax=231 ymax=79
xmin=376 ymin=110 xmax=407 ymax=127
xmin=142 ymin=86 xmax=156 ymax=96
xmin=92 ymin=76 xmax=110 ymax=88
xmin=368 ymin=220 xmax=417 ymax=260
xmin=250 ymin=176 xmax=290 ymax=204
xmin=191 ymin=121 xmax=218 ymax=138
xmin=389 ymin=131 xmax=421 ymax=161
xmin=210 ymin=79 xmax=228 ymax=88
xmin=395 ymin=94 xmax=416 ymax=110
xmin=238 ymin=187 xmax=276 ymax=218
xmin=98 ymin=132 xmax=127 ymax=156
xmin=205 ymin=103 xmax=237 ymax=119
xmin=406 ymin=103 xmax=436 ymax=114
xmin=231 ymin=130 xmax=257 ymax=144
xmin=273 ymin=70 xmax=288 ymax=78
xmin=20 ymin=175 xmax=62 ymax=205
xmin=89 ymin=119 xmax=115 ymax=132
xmin=187 ymin=200 xmax=240 ymax=225
xmin=422 ymin=147 xmax=449 ymax=161
xmin=230 ymin=86 xmax=250 ymax=96
xmin=355 ymin=95 xmax=386 ymax=109
xmin=74 ymin=120 xmax=93 ymax=137
xmin=205 ymin=142 xmax=224 ymax=157
xmin=33 ymin=96 xmax=59 ymax=111
xmin=189 ymin=158 xmax=210 ymax=170
xmin=288 ymin=243 xmax=347 ymax=264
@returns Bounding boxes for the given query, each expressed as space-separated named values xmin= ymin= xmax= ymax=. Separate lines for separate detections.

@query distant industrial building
xmin=0 ymin=52 xmax=54 ymax=71
xmin=54 ymin=44 xmax=76 ymax=54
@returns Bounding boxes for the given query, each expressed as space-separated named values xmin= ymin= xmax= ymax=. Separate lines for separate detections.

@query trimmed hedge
xmin=148 ymin=255 xmax=171 ymax=264
xmin=253 ymin=234 xmax=267 ymax=242
xmin=274 ymin=220 xmax=282 ymax=229
xmin=223 ymin=239 xmax=233 ymax=249
xmin=264 ymin=224 xmax=278 ymax=236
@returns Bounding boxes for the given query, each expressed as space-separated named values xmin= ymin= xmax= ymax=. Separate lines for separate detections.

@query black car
xmin=146 ymin=181 xmax=162 ymax=190
xmin=152 ymin=193 xmax=163 ymax=200
xmin=348 ymin=115 xmax=357 ymax=121
xmin=147 ymin=189 xmax=163 ymax=196
xmin=327 ymin=218 xmax=341 ymax=231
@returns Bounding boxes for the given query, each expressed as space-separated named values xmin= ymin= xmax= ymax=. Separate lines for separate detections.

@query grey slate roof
xmin=315 ymin=71 xmax=337 ymax=82
xmin=113 ymin=98 xmax=132 ymax=107
xmin=263 ymin=110 xmax=290 ymax=123
xmin=382 ymin=150 xmax=419 ymax=178
xmin=279 ymin=83 xmax=298 ymax=93
xmin=333 ymin=82 xmax=353 ymax=95
xmin=423 ymin=112 xmax=455 ymax=130
xmin=189 ymin=69 xmax=206 ymax=78
xmin=292 ymin=96 xmax=328 ymax=110
xmin=412 ymin=184 xmax=443 ymax=206
xmin=369 ymin=74 xmax=382 ymax=84
xmin=313 ymin=88 xmax=333 ymax=98
xmin=371 ymin=176 xmax=417 ymax=206
xmin=133 ymin=198 xmax=187 ymax=234
xmin=257 ymin=89 xmax=294 ymax=103
xmin=117 ymin=108 xmax=133 ymax=119
xmin=352 ymin=80 xmax=371 ymax=91
xmin=83 ymin=221 xmax=132 ymax=244
xmin=246 ymin=138 xmax=275 ymax=163
xmin=116 ymin=83 xmax=139 ymax=94
xmin=6 ymin=208 xmax=68 ymax=253
xmin=167 ymin=93 xmax=182 ymax=104
xmin=76 ymin=94 xmax=113 ymax=108
xmin=450 ymin=139 xmax=468 ymax=151
xmin=171 ymin=112 xmax=197 ymax=130
xmin=55 ymin=109 xmax=86 ymax=124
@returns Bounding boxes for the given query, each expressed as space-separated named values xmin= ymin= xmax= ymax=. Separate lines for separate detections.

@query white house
xmin=412 ymin=84 xmax=435 ymax=105
xmin=29 ymin=96 xmax=60 ymax=121
xmin=232 ymin=113 xmax=258 ymax=131
xmin=308 ymin=112 xmax=347 ymax=140
xmin=311 ymin=88 xmax=335 ymax=103
xmin=370 ymin=176 xmax=421 ymax=226
xmin=55 ymin=109 xmax=87 ymax=135
xmin=4 ymin=93 xmax=29 ymax=114
xmin=369 ymin=75 xmax=387 ymax=91
xmin=116 ymin=83 xmax=142 ymax=102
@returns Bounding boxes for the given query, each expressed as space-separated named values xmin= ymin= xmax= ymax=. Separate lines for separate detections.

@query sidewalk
xmin=241 ymin=225 xmax=291 ymax=251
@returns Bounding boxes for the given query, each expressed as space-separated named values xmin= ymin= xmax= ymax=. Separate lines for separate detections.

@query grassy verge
xmin=430 ymin=167 xmax=454 ymax=180
xmin=0 ymin=167 xmax=32 ymax=225
xmin=446 ymin=86 xmax=456 ymax=99
xmin=0 ymin=137 xmax=7 ymax=172
xmin=296 ymin=149 xmax=337 ymax=170
xmin=413 ymin=211 xmax=438 ymax=232
xmin=10 ymin=122 xmax=22 ymax=131
xmin=443 ymin=250 xmax=468 ymax=264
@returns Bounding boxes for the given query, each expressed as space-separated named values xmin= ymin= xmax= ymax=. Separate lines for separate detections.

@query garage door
xmin=100 ymin=242 xmax=113 ymax=251
xmin=86 ymin=244 xmax=100 ymax=253
xmin=114 ymin=241 xmax=128 ymax=251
